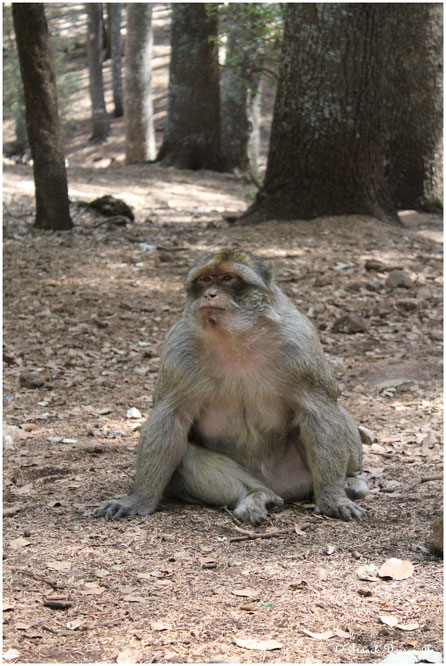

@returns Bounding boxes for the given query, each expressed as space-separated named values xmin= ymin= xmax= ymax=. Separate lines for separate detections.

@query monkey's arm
xmin=96 ymin=321 xmax=199 ymax=520
xmin=283 ymin=312 xmax=366 ymax=521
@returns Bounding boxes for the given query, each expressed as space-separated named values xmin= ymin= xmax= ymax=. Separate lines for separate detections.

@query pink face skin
xmin=196 ymin=274 xmax=237 ymax=323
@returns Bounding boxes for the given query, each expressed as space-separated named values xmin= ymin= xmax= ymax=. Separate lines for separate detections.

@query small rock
xmin=365 ymin=280 xmax=381 ymax=292
xmin=428 ymin=514 xmax=443 ymax=557
xmin=396 ymin=299 xmax=418 ymax=312
xmin=346 ymin=282 xmax=362 ymax=292
xmin=416 ymin=286 xmax=432 ymax=301
xmin=365 ymin=259 xmax=388 ymax=271
xmin=19 ymin=372 xmax=46 ymax=389
xmin=358 ymin=426 xmax=376 ymax=444
xmin=385 ymin=269 xmax=413 ymax=289
xmin=126 ymin=407 xmax=142 ymax=419
xmin=332 ymin=314 xmax=368 ymax=334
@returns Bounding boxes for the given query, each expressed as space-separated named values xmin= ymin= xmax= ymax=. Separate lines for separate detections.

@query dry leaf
xmin=301 ymin=629 xmax=335 ymax=640
xmin=47 ymin=560 xmax=71 ymax=572
xmin=83 ymin=583 xmax=106 ymax=595
xmin=333 ymin=628 xmax=350 ymax=639
xmin=136 ymin=572 xmax=152 ymax=581
xmin=396 ymin=622 xmax=420 ymax=631
xmin=231 ymin=588 xmax=260 ymax=598
xmin=20 ymin=423 xmax=37 ymax=431
xmin=316 ymin=567 xmax=328 ymax=580
xmin=116 ymin=648 xmax=142 ymax=664
xmin=151 ymin=620 xmax=171 ymax=631
xmin=9 ymin=537 xmax=31 ymax=549
xmin=122 ymin=595 xmax=146 ymax=603
xmin=66 ymin=620 xmax=81 ymax=630
xmin=234 ymin=637 xmax=282 ymax=651
xmin=380 ymin=615 xmax=399 ymax=627
xmin=3 ymin=649 xmax=20 ymax=661
xmin=13 ymin=483 xmax=34 ymax=496
xmin=378 ymin=558 xmax=414 ymax=580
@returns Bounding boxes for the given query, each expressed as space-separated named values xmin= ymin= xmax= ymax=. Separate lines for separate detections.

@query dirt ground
xmin=3 ymin=4 xmax=443 ymax=665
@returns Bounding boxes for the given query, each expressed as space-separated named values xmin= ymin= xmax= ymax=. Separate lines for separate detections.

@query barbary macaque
xmin=96 ymin=249 xmax=369 ymax=524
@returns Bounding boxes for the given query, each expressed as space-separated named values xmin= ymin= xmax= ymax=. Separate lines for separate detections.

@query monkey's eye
xmin=218 ymin=274 xmax=235 ymax=283
xmin=197 ymin=275 xmax=213 ymax=285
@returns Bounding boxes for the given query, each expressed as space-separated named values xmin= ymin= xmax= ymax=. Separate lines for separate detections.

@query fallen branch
xmin=421 ymin=474 xmax=442 ymax=482
xmin=230 ymin=530 xmax=291 ymax=543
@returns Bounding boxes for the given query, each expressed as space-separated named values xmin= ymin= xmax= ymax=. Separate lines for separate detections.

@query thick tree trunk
xmin=156 ymin=4 xmax=226 ymax=171
xmin=86 ymin=3 xmax=110 ymax=142
xmin=241 ymin=4 xmax=401 ymax=225
xmin=125 ymin=4 xmax=156 ymax=163
xmin=383 ymin=4 xmax=443 ymax=210
xmin=221 ymin=4 xmax=263 ymax=177
xmin=12 ymin=3 xmax=72 ymax=230
xmin=107 ymin=3 xmax=123 ymax=118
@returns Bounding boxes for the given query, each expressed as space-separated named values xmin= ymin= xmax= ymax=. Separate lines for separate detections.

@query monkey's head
xmin=185 ymin=249 xmax=278 ymax=332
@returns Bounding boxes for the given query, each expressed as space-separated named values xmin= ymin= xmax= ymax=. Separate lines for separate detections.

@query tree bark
xmin=156 ymin=4 xmax=226 ymax=171
xmin=86 ymin=3 xmax=110 ymax=142
xmin=107 ymin=3 xmax=124 ymax=118
xmin=383 ymin=4 xmax=443 ymax=210
xmin=125 ymin=3 xmax=156 ymax=162
xmin=12 ymin=3 xmax=72 ymax=230
xmin=241 ymin=4 xmax=401 ymax=225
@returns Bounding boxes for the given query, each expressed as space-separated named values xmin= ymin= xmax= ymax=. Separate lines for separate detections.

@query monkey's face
xmin=186 ymin=251 xmax=275 ymax=332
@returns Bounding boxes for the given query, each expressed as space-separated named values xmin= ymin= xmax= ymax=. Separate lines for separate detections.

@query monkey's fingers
xmin=94 ymin=500 xmax=128 ymax=520
xmin=314 ymin=500 xmax=366 ymax=522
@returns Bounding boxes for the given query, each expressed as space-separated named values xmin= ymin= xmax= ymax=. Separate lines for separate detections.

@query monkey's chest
xmin=196 ymin=393 xmax=287 ymax=464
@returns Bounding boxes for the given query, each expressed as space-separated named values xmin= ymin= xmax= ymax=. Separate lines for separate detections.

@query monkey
xmin=96 ymin=249 xmax=369 ymax=524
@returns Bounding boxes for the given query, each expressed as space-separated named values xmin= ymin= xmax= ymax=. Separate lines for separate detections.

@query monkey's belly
xmin=264 ymin=441 xmax=313 ymax=500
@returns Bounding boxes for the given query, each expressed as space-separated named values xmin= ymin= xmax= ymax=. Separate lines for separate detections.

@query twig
xmin=18 ymin=569 xmax=60 ymax=590
xmin=421 ymin=474 xmax=442 ymax=482
xmin=221 ymin=505 xmax=242 ymax=526
xmin=230 ymin=529 xmax=291 ymax=543
xmin=41 ymin=624 xmax=76 ymax=636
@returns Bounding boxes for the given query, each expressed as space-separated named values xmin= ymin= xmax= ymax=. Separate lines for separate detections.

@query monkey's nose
xmin=206 ymin=290 xmax=218 ymax=299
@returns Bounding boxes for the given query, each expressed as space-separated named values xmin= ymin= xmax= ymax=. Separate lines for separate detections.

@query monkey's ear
xmin=263 ymin=259 xmax=274 ymax=284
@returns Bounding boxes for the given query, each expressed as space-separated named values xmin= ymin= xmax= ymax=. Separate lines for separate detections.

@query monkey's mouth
xmin=200 ymin=306 xmax=226 ymax=323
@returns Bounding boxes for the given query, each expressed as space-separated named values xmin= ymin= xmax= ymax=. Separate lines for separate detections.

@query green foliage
xmin=3 ymin=5 xmax=76 ymax=150
xmin=220 ymin=3 xmax=284 ymax=76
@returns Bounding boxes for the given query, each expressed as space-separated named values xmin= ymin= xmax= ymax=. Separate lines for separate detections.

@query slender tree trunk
xmin=12 ymin=3 xmax=72 ymax=230
xmin=241 ymin=4 xmax=401 ymax=225
xmin=125 ymin=4 xmax=156 ymax=162
xmin=86 ymin=3 xmax=110 ymax=142
xmin=156 ymin=4 xmax=226 ymax=171
xmin=107 ymin=3 xmax=123 ymax=118
xmin=221 ymin=4 xmax=263 ymax=177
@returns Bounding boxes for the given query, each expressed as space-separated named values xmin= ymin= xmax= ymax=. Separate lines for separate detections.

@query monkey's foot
xmin=345 ymin=474 xmax=369 ymax=500
xmin=95 ymin=493 xmax=157 ymax=520
xmin=233 ymin=490 xmax=284 ymax=526
xmin=315 ymin=494 xmax=366 ymax=522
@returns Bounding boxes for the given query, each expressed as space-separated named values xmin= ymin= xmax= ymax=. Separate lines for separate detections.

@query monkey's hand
xmin=314 ymin=489 xmax=366 ymax=522
xmin=95 ymin=492 xmax=157 ymax=520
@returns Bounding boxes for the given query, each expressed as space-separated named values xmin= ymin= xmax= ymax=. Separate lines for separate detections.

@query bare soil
xmin=3 ymin=4 xmax=443 ymax=665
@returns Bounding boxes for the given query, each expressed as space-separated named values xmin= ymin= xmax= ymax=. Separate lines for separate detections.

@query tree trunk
xmin=383 ymin=4 xmax=443 ymax=211
xmin=86 ymin=3 xmax=110 ymax=142
xmin=125 ymin=4 xmax=156 ymax=163
xmin=221 ymin=4 xmax=263 ymax=177
xmin=107 ymin=3 xmax=123 ymax=118
xmin=156 ymin=4 xmax=226 ymax=171
xmin=12 ymin=3 xmax=72 ymax=230
xmin=241 ymin=4 xmax=401 ymax=225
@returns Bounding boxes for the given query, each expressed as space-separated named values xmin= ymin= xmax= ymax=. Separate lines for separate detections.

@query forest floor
xmin=3 ymin=5 xmax=443 ymax=666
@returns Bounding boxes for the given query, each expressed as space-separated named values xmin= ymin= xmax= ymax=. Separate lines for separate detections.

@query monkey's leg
xmin=95 ymin=403 xmax=188 ymax=520
xmin=298 ymin=402 xmax=367 ymax=521
xmin=338 ymin=404 xmax=370 ymax=500
xmin=166 ymin=443 xmax=283 ymax=525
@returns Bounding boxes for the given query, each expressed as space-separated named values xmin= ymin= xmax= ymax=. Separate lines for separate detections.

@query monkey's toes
xmin=315 ymin=499 xmax=366 ymax=522
xmin=95 ymin=501 xmax=127 ymax=520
